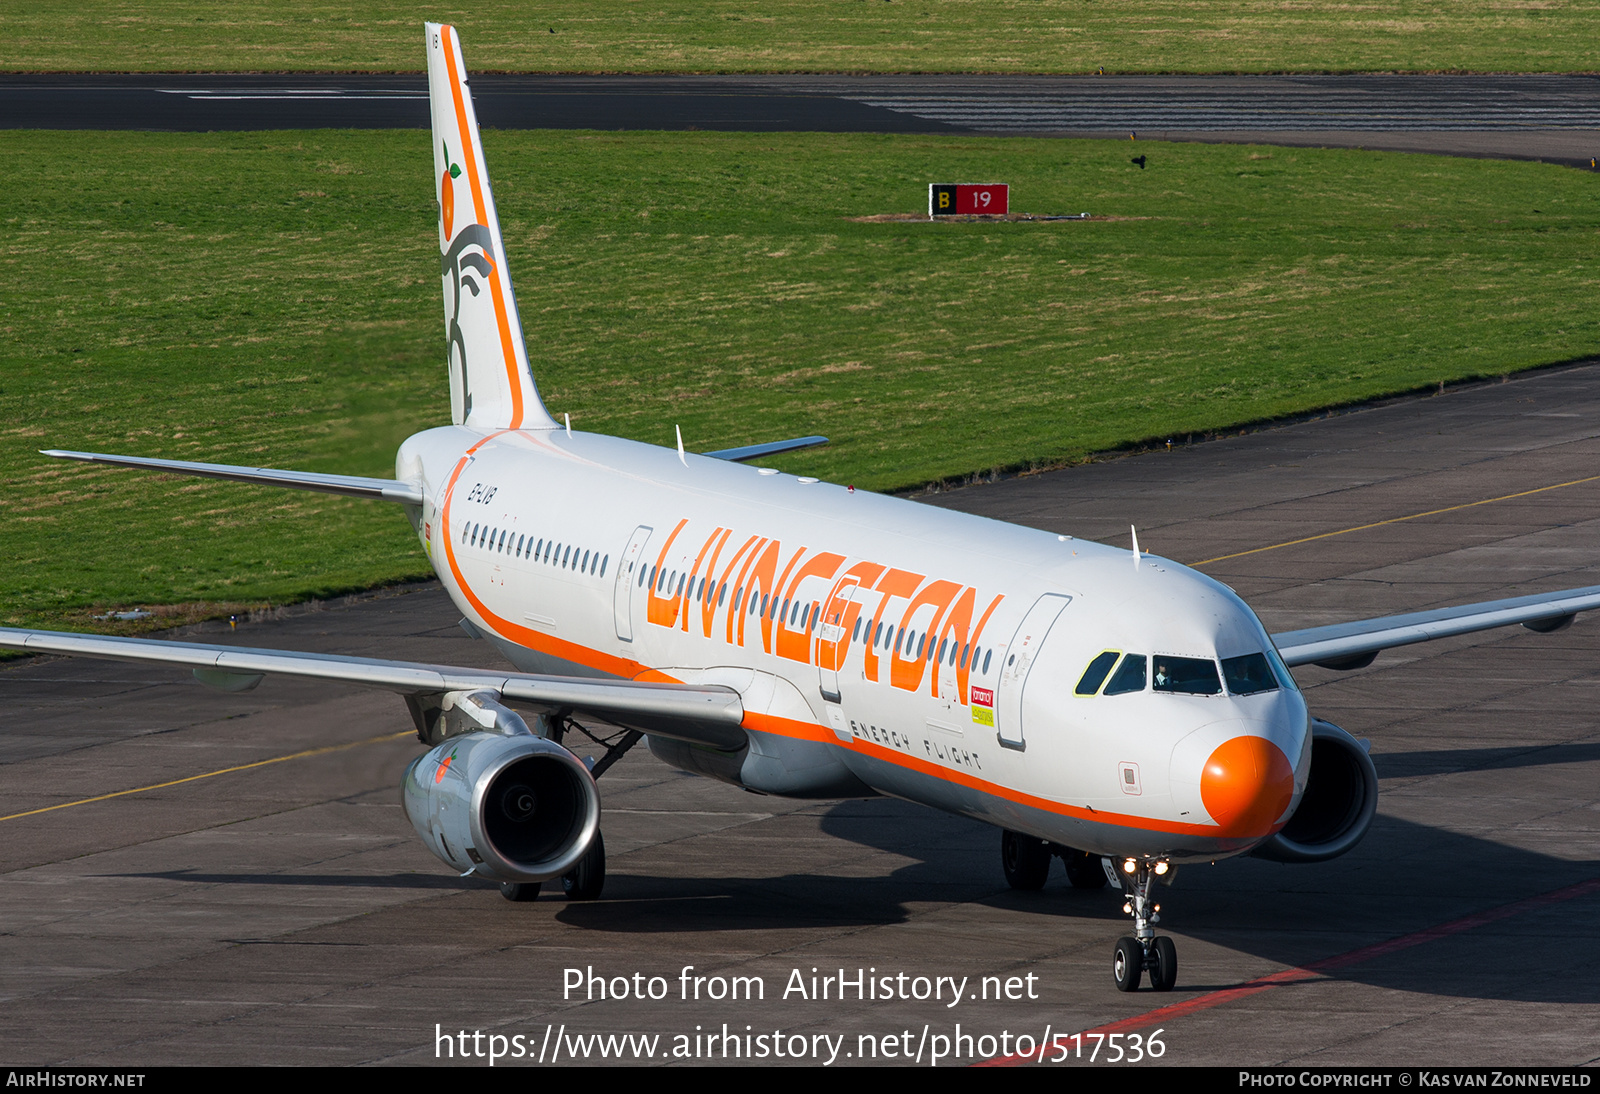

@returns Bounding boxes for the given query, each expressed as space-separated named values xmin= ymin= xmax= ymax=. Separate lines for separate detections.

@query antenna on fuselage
xmin=565 ymin=412 xmax=571 ymax=438
xmin=1131 ymin=525 xmax=1141 ymax=570
xmin=676 ymin=424 xmax=687 ymax=466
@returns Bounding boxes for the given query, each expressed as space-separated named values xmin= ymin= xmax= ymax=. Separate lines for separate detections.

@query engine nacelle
xmin=1251 ymin=717 xmax=1377 ymax=863
xmin=401 ymin=730 xmax=600 ymax=883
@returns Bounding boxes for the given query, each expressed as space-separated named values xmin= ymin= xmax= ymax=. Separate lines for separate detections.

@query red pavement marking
xmin=977 ymin=875 xmax=1600 ymax=1067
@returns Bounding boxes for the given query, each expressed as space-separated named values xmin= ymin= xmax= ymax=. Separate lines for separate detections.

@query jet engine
xmin=401 ymin=730 xmax=600 ymax=882
xmin=1251 ymin=718 xmax=1377 ymax=863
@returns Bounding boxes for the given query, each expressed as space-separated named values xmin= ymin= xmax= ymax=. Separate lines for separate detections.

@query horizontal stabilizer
xmin=704 ymin=435 xmax=829 ymax=463
xmin=42 ymin=450 xmax=424 ymax=506
xmin=0 ymin=627 xmax=747 ymax=749
xmin=1272 ymin=584 xmax=1600 ymax=668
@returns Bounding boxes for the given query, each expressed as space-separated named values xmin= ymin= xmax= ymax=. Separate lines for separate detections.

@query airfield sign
xmin=929 ymin=183 xmax=1009 ymax=217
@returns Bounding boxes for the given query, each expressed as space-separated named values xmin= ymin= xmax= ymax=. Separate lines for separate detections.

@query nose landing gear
xmin=1109 ymin=858 xmax=1178 ymax=992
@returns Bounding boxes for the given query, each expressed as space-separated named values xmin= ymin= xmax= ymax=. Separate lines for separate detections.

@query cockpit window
xmin=1222 ymin=653 xmax=1279 ymax=696
xmin=1102 ymin=654 xmax=1148 ymax=696
xmin=1075 ymin=651 xmax=1121 ymax=696
xmin=1266 ymin=645 xmax=1300 ymax=693
xmin=1152 ymin=656 xmax=1222 ymax=695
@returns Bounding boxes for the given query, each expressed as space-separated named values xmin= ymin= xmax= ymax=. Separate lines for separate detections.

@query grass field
xmin=5 ymin=128 xmax=1600 ymax=629
xmin=7 ymin=1 xmax=1600 ymax=74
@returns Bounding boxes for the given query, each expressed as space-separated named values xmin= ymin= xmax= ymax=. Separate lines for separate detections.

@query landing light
xmin=1153 ymin=860 xmax=1170 ymax=876
xmin=1122 ymin=858 xmax=1137 ymax=874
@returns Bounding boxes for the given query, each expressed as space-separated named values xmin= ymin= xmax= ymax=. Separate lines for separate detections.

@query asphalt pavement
xmin=4 ymin=362 xmax=1598 ymax=1066
xmin=7 ymin=73 xmax=1600 ymax=165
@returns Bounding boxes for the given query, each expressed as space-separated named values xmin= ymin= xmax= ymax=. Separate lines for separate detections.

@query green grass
xmin=5 ymin=128 xmax=1600 ymax=629
xmin=6 ymin=1 xmax=1600 ymax=74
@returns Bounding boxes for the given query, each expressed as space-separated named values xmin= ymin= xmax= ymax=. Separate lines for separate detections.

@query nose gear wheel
xmin=1108 ymin=858 xmax=1179 ymax=992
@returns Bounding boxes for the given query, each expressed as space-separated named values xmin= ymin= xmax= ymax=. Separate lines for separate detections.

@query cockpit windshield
xmin=1152 ymin=655 xmax=1222 ymax=695
xmin=1221 ymin=652 xmax=1278 ymax=695
xmin=1076 ymin=649 xmax=1288 ymax=697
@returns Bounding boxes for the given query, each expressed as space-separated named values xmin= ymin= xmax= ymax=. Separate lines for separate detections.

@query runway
xmin=7 ymin=73 xmax=1600 ymax=165
xmin=4 ymin=362 xmax=1598 ymax=1066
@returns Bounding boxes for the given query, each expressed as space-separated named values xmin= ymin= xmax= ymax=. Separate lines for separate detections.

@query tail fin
xmin=426 ymin=23 xmax=557 ymax=432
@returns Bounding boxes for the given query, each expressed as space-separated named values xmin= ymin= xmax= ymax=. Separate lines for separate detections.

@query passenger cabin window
xmin=1076 ymin=651 xmax=1120 ymax=695
xmin=1152 ymin=656 xmax=1222 ymax=696
xmin=1103 ymin=654 xmax=1148 ymax=696
xmin=1222 ymin=653 xmax=1279 ymax=696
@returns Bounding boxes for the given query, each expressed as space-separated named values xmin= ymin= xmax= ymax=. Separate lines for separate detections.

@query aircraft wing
xmin=42 ymin=450 xmax=424 ymax=505
xmin=0 ymin=627 xmax=745 ymax=749
xmin=1271 ymin=584 xmax=1600 ymax=669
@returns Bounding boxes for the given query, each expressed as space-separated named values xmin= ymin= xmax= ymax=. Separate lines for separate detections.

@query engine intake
xmin=402 ymin=731 xmax=600 ymax=882
xmin=1252 ymin=718 xmax=1377 ymax=863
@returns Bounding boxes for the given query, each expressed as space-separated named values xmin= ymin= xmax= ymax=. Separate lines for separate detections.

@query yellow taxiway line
xmin=0 ymin=730 xmax=412 ymax=823
xmin=1190 ymin=474 xmax=1600 ymax=567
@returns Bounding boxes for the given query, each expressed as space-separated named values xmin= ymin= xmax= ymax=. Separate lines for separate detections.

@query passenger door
xmin=994 ymin=594 xmax=1073 ymax=750
xmin=613 ymin=525 xmax=652 ymax=641
xmin=817 ymin=579 xmax=863 ymax=704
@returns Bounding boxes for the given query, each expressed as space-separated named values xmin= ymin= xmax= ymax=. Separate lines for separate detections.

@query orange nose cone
xmin=1201 ymin=735 xmax=1296 ymax=838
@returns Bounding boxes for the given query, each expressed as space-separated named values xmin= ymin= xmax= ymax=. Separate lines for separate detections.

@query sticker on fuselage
xmin=969 ymin=685 xmax=995 ymax=726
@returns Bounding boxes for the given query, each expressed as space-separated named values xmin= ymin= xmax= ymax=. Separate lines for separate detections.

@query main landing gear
xmin=498 ymin=832 xmax=605 ymax=903
xmin=1110 ymin=857 xmax=1177 ymax=992
xmin=499 ymin=715 xmax=637 ymax=904
xmin=999 ymin=830 xmax=1110 ymax=891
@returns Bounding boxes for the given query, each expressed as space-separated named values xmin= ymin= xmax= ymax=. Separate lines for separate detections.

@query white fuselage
xmin=399 ymin=424 xmax=1311 ymax=865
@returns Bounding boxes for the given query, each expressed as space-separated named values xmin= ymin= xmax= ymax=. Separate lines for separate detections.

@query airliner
xmin=6 ymin=24 xmax=1599 ymax=993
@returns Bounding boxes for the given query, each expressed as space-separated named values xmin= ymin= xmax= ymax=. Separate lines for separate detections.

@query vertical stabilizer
xmin=426 ymin=23 xmax=558 ymax=432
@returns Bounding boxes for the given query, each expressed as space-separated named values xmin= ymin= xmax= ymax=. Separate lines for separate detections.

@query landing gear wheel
xmin=1148 ymin=935 xmax=1177 ymax=991
xmin=499 ymin=881 xmax=541 ymax=902
xmin=563 ymin=831 xmax=606 ymax=901
xmin=1063 ymin=850 xmax=1108 ymax=889
xmin=1113 ymin=936 xmax=1144 ymax=992
xmin=1001 ymin=830 xmax=1051 ymax=890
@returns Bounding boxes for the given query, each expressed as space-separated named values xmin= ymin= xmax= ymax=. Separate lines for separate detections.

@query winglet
xmin=426 ymin=23 xmax=558 ymax=433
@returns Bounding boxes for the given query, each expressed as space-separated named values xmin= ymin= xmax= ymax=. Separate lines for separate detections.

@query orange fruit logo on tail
xmin=440 ymin=143 xmax=462 ymax=239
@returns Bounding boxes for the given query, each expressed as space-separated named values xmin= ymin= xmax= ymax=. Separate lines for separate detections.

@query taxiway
xmin=3 ymin=363 xmax=1598 ymax=1065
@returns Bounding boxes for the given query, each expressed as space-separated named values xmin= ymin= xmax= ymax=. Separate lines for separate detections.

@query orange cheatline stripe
xmin=1189 ymin=473 xmax=1600 ymax=567
xmin=755 ymin=708 xmax=1262 ymax=840
xmin=0 ymin=731 xmax=412 ymax=823
xmin=439 ymin=25 xmax=525 ymax=429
